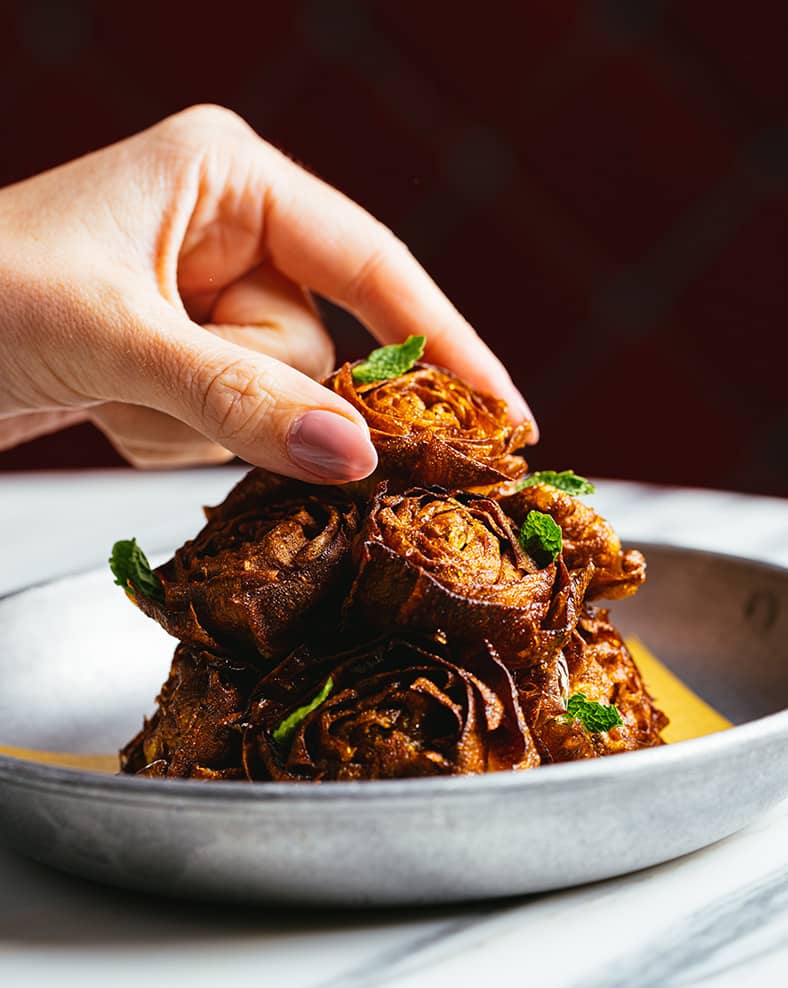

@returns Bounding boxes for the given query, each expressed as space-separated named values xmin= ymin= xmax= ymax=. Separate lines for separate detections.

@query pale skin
xmin=0 ymin=105 xmax=538 ymax=482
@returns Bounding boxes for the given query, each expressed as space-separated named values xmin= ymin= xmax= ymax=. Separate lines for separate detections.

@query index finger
xmin=258 ymin=144 xmax=538 ymax=438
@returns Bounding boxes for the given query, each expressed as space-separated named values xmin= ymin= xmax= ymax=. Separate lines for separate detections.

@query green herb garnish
xmin=109 ymin=539 xmax=164 ymax=602
xmin=561 ymin=692 xmax=623 ymax=733
xmin=272 ymin=676 xmax=334 ymax=745
xmin=518 ymin=510 xmax=562 ymax=568
xmin=352 ymin=335 xmax=426 ymax=384
xmin=518 ymin=470 xmax=595 ymax=496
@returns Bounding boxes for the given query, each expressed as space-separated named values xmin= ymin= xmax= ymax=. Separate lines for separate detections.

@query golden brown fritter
xmin=347 ymin=484 xmax=591 ymax=668
xmin=324 ymin=362 xmax=530 ymax=493
xmin=518 ymin=608 xmax=668 ymax=762
xmin=120 ymin=646 xmax=259 ymax=779
xmin=119 ymin=355 xmax=668 ymax=782
xmin=242 ymin=635 xmax=541 ymax=781
xmin=497 ymin=482 xmax=646 ymax=601
xmin=131 ymin=471 xmax=360 ymax=664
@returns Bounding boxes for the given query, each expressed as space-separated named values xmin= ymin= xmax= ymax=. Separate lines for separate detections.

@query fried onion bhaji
xmin=497 ymin=482 xmax=646 ymax=600
xmin=118 ymin=342 xmax=669 ymax=781
xmin=121 ymin=645 xmax=259 ymax=779
xmin=518 ymin=608 xmax=668 ymax=762
xmin=131 ymin=470 xmax=360 ymax=664
xmin=346 ymin=484 xmax=591 ymax=667
xmin=324 ymin=362 xmax=530 ymax=492
xmin=242 ymin=635 xmax=540 ymax=781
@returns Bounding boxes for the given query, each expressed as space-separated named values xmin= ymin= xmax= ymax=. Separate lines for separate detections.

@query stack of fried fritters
xmin=120 ymin=360 xmax=666 ymax=781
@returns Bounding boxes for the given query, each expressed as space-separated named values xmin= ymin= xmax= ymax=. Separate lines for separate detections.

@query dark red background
xmin=2 ymin=1 xmax=786 ymax=495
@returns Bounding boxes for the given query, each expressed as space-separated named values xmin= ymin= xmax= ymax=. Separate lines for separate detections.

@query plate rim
xmin=2 ymin=707 xmax=788 ymax=807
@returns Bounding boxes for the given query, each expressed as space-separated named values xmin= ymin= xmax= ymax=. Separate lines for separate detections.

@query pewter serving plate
xmin=1 ymin=543 xmax=787 ymax=907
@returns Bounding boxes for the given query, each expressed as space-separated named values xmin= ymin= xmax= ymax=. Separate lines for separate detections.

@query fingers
xmin=93 ymin=268 xmax=336 ymax=470
xmin=206 ymin=263 xmax=335 ymax=380
xmin=258 ymin=144 xmax=537 ymax=435
xmin=112 ymin=302 xmax=376 ymax=483
xmin=166 ymin=107 xmax=535 ymax=435
xmin=90 ymin=404 xmax=234 ymax=469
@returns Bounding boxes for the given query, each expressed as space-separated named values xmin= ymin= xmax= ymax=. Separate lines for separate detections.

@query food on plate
xmin=114 ymin=473 xmax=360 ymax=663
xmin=518 ymin=609 xmax=668 ymax=762
xmin=120 ymin=645 xmax=259 ymax=779
xmin=346 ymin=484 xmax=590 ymax=667
xmin=324 ymin=336 xmax=530 ymax=493
xmin=497 ymin=480 xmax=646 ymax=601
xmin=242 ymin=634 xmax=540 ymax=781
xmin=114 ymin=336 xmax=667 ymax=781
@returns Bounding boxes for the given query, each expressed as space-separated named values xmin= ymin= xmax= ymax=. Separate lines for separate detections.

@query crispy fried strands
xmin=498 ymin=483 xmax=646 ymax=600
xmin=118 ymin=353 xmax=668 ymax=781
xmin=131 ymin=470 xmax=360 ymax=663
xmin=120 ymin=646 xmax=259 ymax=779
xmin=325 ymin=362 xmax=530 ymax=492
xmin=243 ymin=636 xmax=540 ymax=781
xmin=518 ymin=608 xmax=667 ymax=762
xmin=347 ymin=485 xmax=591 ymax=666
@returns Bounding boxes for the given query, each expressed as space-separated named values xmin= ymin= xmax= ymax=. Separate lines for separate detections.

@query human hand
xmin=0 ymin=105 xmax=537 ymax=481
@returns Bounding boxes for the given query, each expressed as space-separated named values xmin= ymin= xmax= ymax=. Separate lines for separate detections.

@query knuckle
xmin=197 ymin=358 xmax=276 ymax=443
xmin=160 ymin=104 xmax=251 ymax=143
xmin=345 ymin=231 xmax=406 ymax=311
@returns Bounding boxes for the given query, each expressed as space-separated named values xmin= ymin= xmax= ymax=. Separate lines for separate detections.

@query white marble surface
xmin=1 ymin=468 xmax=787 ymax=988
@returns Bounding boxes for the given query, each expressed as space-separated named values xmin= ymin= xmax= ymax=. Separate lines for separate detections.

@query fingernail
xmin=288 ymin=410 xmax=378 ymax=481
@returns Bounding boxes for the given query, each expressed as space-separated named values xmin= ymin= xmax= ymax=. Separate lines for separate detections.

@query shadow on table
xmin=0 ymin=845 xmax=504 ymax=948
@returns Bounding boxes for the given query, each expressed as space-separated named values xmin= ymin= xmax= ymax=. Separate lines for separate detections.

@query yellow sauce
xmin=627 ymin=638 xmax=731 ymax=743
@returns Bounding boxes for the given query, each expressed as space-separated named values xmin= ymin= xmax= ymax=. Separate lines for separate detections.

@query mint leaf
xmin=518 ymin=470 xmax=595 ymax=496
xmin=561 ymin=692 xmax=623 ymax=733
xmin=518 ymin=510 xmax=562 ymax=567
xmin=272 ymin=676 xmax=334 ymax=745
xmin=351 ymin=335 xmax=426 ymax=384
xmin=109 ymin=539 xmax=163 ymax=602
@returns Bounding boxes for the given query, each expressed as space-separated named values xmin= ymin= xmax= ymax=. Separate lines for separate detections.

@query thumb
xmin=112 ymin=307 xmax=378 ymax=484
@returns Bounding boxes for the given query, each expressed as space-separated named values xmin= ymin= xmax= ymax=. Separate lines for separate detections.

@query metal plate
xmin=1 ymin=543 xmax=787 ymax=907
